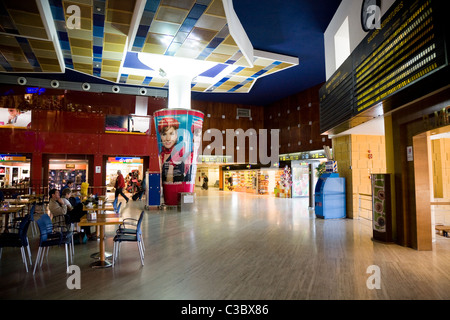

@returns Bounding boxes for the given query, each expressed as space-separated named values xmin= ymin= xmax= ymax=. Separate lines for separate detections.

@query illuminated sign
xmin=108 ymin=157 xmax=143 ymax=164
xmin=0 ymin=155 xmax=27 ymax=162
xmin=199 ymin=155 xmax=232 ymax=163
xmin=25 ymin=87 xmax=46 ymax=95
xmin=279 ymin=150 xmax=327 ymax=161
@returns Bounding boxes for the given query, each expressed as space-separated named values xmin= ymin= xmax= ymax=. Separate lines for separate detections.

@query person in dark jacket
xmin=202 ymin=176 xmax=209 ymax=190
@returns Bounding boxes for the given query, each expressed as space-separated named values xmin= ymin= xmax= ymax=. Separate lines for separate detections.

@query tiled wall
xmin=333 ymin=135 xmax=387 ymax=219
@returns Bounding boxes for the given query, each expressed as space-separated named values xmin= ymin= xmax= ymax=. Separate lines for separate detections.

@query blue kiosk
xmin=315 ymin=169 xmax=346 ymax=219
xmin=145 ymin=171 xmax=161 ymax=208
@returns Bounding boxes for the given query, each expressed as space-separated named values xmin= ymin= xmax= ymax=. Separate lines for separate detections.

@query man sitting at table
xmin=48 ymin=188 xmax=68 ymax=221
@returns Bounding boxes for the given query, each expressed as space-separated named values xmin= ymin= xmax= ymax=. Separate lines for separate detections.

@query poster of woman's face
xmin=0 ymin=107 xmax=31 ymax=128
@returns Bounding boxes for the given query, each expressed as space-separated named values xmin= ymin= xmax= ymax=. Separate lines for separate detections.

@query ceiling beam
xmin=35 ymin=0 xmax=66 ymax=74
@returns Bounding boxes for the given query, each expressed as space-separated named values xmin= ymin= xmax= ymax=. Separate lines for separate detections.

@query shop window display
xmin=49 ymin=169 xmax=86 ymax=191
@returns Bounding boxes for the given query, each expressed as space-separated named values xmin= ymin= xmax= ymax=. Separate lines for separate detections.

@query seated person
xmin=61 ymin=188 xmax=88 ymax=224
xmin=61 ymin=188 xmax=91 ymax=239
xmin=61 ymin=180 xmax=74 ymax=194
xmin=48 ymin=188 xmax=68 ymax=221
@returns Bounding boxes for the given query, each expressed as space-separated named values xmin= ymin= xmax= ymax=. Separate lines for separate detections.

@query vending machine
xmin=145 ymin=171 xmax=161 ymax=208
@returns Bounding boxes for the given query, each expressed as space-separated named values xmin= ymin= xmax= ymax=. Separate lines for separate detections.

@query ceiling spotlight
xmin=50 ymin=80 xmax=60 ymax=88
xmin=112 ymin=85 xmax=120 ymax=93
xmin=139 ymin=88 xmax=147 ymax=95
xmin=82 ymin=83 xmax=91 ymax=91
xmin=17 ymin=77 xmax=27 ymax=85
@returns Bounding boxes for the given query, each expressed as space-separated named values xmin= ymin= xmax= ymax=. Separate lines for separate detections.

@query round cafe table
xmin=78 ymin=216 xmax=122 ymax=268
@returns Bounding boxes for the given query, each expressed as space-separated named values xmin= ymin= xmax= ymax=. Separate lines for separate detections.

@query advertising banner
xmin=154 ymin=108 xmax=204 ymax=206
xmin=371 ymin=173 xmax=393 ymax=243
xmin=0 ymin=107 xmax=31 ymax=129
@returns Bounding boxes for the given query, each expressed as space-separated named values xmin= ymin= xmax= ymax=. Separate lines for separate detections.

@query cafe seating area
xmin=0 ymin=188 xmax=138 ymax=274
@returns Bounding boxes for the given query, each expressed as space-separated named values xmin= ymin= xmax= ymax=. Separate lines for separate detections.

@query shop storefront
xmin=222 ymin=164 xmax=289 ymax=197
xmin=48 ymin=159 xmax=88 ymax=191
xmin=279 ymin=150 xmax=328 ymax=198
xmin=197 ymin=155 xmax=232 ymax=188
xmin=221 ymin=150 xmax=329 ymax=198
xmin=0 ymin=154 xmax=31 ymax=189
xmin=105 ymin=157 xmax=144 ymax=191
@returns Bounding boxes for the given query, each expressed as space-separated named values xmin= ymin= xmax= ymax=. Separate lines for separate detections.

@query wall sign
xmin=407 ymin=146 xmax=413 ymax=162
xmin=0 ymin=155 xmax=27 ymax=162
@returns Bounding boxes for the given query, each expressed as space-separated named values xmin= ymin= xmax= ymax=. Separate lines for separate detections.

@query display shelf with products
xmin=224 ymin=172 xmax=234 ymax=191
xmin=223 ymin=165 xmax=292 ymax=197
xmin=48 ymin=169 xmax=87 ymax=191
xmin=246 ymin=171 xmax=257 ymax=194
xmin=258 ymin=173 xmax=269 ymax=195
xmin=235 ymin=172 xmax=246 ymax=193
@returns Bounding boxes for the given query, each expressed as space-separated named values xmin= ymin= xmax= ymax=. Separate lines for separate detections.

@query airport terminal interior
xmin=0 ymin=0 xmax=449 ymax=301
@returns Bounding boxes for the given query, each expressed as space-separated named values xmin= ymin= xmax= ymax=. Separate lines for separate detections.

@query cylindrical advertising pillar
xmin=154 ymin=108 xmax=204 ymax=206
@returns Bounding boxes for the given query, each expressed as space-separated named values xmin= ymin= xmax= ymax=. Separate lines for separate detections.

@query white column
xmin=168 ymin=73 xmax=194 ymax=110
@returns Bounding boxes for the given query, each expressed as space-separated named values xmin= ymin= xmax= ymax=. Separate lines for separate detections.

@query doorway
xmin=0 ymin=155 xmax=31 ymax=188
xmin=105 ymin=157 xmax=144 ymax=192
xmin=429 ymin=125 xmax=450 ymax=243
xmin=413 ymin=124 xmax=450 ymax=250
xmin=48 ymin=159 xmax=89 ymax=191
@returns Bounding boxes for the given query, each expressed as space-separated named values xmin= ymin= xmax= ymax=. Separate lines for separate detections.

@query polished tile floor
xmin=1 ymin=188 xmax=450 ymax=300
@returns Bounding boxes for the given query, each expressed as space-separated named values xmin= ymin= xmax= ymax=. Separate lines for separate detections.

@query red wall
xmin=0 ymin=96 xmax=165 ymax=191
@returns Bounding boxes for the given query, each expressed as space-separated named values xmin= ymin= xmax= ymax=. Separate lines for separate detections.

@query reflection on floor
xmin=1 ymin=189 xmax=450 ymax=300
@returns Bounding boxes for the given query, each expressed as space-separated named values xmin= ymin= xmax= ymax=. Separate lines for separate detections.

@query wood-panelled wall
xmin=263 ymin=83 xmax=332 ymax=155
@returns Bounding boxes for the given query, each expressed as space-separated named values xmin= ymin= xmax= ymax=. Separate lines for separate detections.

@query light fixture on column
xmin=138 ymin=53 xmax=217 ymax=110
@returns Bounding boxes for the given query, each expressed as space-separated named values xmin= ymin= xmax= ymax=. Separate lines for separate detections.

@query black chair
xmin=33 ymin=214 xmax=73 ymax=275
xmin=0 ymin=214 xmax=32 ymax=272
xmin=112 ymin=211 xmax=145 ymax=267
xmin=116 ymin=210 xmax=145 ymax=251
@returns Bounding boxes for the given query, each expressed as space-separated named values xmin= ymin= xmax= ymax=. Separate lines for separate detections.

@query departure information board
xmin=320 ymin=0 xmax=448 ymax=133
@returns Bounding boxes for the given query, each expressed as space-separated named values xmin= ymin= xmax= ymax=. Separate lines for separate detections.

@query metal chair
xmin=33 ymin=214 xmax=73 ymax=275
xmin=0 ymin=214 xmax=32 ymax=272
xmin=112 ymin=211 xmax=145 ymax=267
xmin=116 ymin=210 xmax=145 ymax=251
